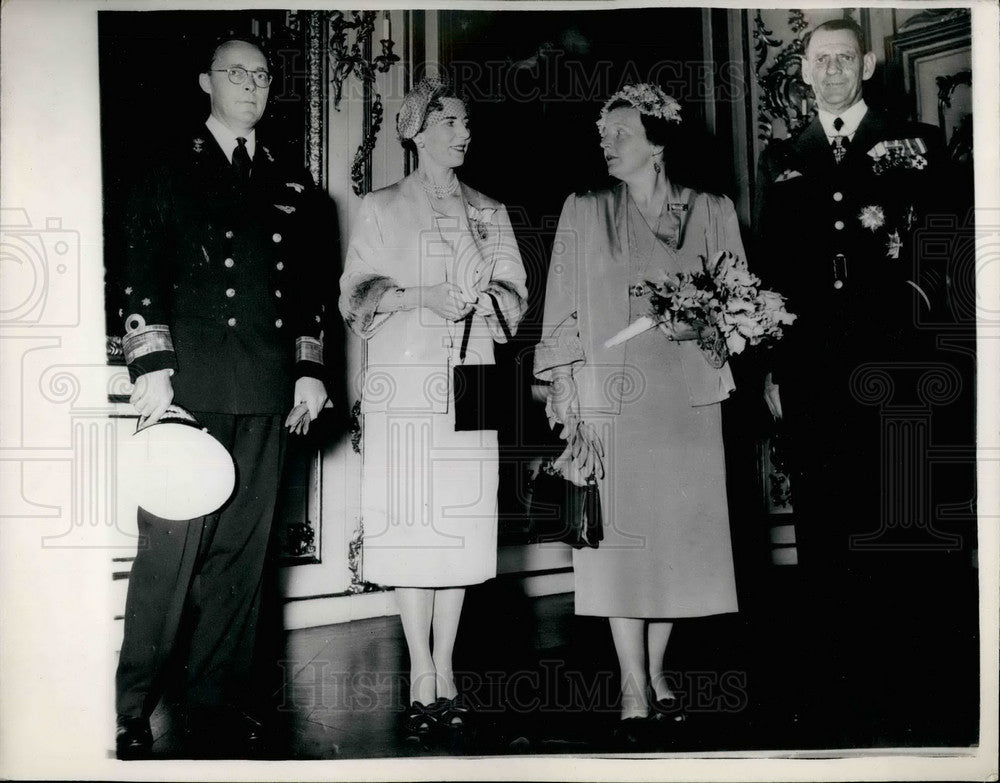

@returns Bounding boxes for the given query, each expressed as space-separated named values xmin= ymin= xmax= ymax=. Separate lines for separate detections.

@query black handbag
xmin=527 ymin=467 xmax=604 ymax=549
xmin=452 ymin=292 xmax=515 ymax=431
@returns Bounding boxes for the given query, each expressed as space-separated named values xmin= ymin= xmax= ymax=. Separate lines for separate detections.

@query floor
xmin=139 ymin=563 xmax=981 ymax=760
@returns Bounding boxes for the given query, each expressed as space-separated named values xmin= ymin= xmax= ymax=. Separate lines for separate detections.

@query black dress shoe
xmin=649 ymin=695 xmax=687 ymax=724
xmin=116 ymin=716 xmax=152 ymax=760
xmin=436 ymin=694 xmax=472 ymax=733
xmin=183 ymin=707 xmax=270 ymax=759
xmin=400 ymin=701 xmax=438 ymax=744
xmin=611 ymin=716 xmax=651 ymax=751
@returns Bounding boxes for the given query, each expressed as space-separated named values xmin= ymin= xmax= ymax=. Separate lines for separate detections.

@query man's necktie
xmin=831 ymin=117 xmax=850 ymax=164
xmin=233 ymin=137 xmax=252 ymax=184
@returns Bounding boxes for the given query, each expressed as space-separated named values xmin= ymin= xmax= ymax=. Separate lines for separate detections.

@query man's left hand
xmin=286 ymin=377 xmax=330 ymax=435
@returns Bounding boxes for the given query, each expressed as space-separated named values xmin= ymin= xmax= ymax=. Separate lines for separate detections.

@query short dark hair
xmin=203 ymin=34 xmax=273 ymax=76
xmin=802 ymin=18 xmax=868 ymax=57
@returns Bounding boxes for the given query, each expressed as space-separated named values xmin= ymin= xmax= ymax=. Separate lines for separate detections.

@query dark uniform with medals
xmin=754 ymin=106 xmax=977 ymax=732
xmin=755 ymin=107 xmax=957 ymax=570
xmin=115 ymin=122 xmax=328 ymax=740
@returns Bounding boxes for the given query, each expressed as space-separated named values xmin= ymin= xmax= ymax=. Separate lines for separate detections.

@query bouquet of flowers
xmin=605 ymin=250 xmax=796 ymax=368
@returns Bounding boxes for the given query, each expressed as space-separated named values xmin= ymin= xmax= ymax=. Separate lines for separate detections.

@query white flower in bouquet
xmin=709 ymin=250 xmax=756 ymax=289
xmin=605 ymin=250 xmax=796 ymax=361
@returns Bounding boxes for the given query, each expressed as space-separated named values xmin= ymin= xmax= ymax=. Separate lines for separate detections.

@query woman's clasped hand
xmin=421 ymin=282 xmax=475 ymax=321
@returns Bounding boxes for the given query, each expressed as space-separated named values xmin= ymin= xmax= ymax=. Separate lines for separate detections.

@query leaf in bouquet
xmin=705 ymin=249 xmax=734 ymax=278
xmin=648 ymin=296 xmax=669 ymax=319
xmin=696 ymin=321 xmax=730 ymax=367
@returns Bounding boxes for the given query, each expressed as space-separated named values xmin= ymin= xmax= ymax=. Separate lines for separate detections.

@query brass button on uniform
xmin=227 ymin=317 xmax=237 ymax=326
xmin=272 ymin=233 xmax=282 ymax=243
xmin=275 ymin=319 xmax=283 ymax=328
xmin=275 ymin=290 xmax=282 ymax=298
xmin=275 ymin=261 xmax=284 ymax=271
xmin=834 ymin=220 xmax=845 ymax=230
xmin=833 ymin=280 xmax=844 ymax=290
xmin=224 ymin=258 xmax=235 ymax=268
xmin=226 ymin=288 xmax=236 ymax=298
xmin=832 ymin=191 xmax=843 ymax=202
xmin=225 ymin=230 xmax=234 ymax=239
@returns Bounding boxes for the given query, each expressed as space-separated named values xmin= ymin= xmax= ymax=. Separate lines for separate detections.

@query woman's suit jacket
xmin=535 ymin=183 xmax=743 ymax=413
xmin=340 ymin=173 xmax=527 ymax=413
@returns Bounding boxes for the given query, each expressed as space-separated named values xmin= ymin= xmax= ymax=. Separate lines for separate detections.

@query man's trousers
xmin=115 ymin=413 xmax=286 ymax=718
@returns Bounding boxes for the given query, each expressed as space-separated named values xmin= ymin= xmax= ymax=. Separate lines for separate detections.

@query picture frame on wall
xmin=886 ymin=11 xmax=972 ymax=147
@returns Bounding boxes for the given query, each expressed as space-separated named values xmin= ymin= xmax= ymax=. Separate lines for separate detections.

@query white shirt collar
xmin=204 ymin=114 xmax=256 ymax=164
xmin=817 ymin=100 xmax=868 ymax=142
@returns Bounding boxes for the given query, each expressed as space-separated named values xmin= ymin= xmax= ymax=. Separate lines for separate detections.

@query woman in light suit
xmin=340 ymin=76 xmax=526 ymax=740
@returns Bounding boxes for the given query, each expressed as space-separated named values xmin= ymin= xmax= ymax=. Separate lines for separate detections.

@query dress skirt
xmin=361 ymin=395 xmax=499 ymax=588
xmin=573 ymin=325 xmax=739 ymax=618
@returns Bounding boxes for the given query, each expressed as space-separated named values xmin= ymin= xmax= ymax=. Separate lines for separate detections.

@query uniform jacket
xmin=119 ymin=128 xmax=328 ymax=415
xmin=754 ymin=110 xmax=950 ymax=392
xmin=339 ymin=173 xmax=527 ymax=414
xmin=534 ymin=184 xmax=743 ymax=412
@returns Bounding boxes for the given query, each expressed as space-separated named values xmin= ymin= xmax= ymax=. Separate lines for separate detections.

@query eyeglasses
xmin=211 ymin=67 xmax=272 ymax=88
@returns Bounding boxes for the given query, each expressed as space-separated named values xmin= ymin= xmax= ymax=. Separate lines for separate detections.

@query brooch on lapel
xmin=774 ymin=168 xmax=803 ymax=182
xmin=858 ymin=205 xmax=886 ymax=232
xmin=867 ymin=138 xmax=928 ymax=175
xmin=285 ymin=182 xmax=305 ymax=193
xmin=193 ymin=137 xmax=205 ymax=153
xmin=886 ymin=230 xmax=902 ymax=259
xmin=261 ymin=145 xmax=275 ymax=163
xmin=274 ymin=204 xmax=296 ymax=214
xmin=467 ymin=204 xmax=497 ymax=241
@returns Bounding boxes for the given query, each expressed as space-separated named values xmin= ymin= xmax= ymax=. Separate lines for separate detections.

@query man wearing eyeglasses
xmin=114 ymin=35 xmax=331 ymax=759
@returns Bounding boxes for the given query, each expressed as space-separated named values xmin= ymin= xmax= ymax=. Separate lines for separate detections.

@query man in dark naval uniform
xmin=114 ymin=35 xmax=331 ymax=758
xmin=754 ymin=18 xmax=976 ymax=738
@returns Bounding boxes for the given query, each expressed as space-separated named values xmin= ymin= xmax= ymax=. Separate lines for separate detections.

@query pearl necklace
xmin=417 ymin=173 xmax=459 ymax=199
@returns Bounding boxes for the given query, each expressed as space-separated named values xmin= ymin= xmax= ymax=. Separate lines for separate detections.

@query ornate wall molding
xmin=328 ymin=10 xmax=400 ymax=197
xmin=301 ymin=11 xmax=330 ymax=188
xmin=753 ymin=8 xmax=812 ymax=146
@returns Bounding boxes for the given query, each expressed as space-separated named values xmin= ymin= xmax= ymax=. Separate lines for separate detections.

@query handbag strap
xmin=458 ymin=292 xmax=512 ymax=363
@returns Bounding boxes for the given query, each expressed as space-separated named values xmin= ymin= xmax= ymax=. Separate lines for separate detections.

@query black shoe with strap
xmin=435 ymin=694 xmax=471 ymax=732
xmin=401 ymin=701 xmax=438 ymax=743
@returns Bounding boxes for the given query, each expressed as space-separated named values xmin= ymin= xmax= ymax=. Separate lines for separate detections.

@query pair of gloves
xmin=545 ymin=372 xmax=604 ymax=486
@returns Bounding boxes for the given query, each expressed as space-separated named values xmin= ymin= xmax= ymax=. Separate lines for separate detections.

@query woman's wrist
xmin=376 ymin=286 xmax=419 ymax=313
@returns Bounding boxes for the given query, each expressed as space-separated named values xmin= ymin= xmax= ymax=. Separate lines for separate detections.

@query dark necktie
xmin=831 ymin=117 xmax=850 ymax=164
xmin=232 ymin=137 xmax=252 ymax=184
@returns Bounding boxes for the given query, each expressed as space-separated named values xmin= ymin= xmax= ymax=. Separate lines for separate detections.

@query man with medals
xmin=754 ymin=17 xmax=975 ymax=739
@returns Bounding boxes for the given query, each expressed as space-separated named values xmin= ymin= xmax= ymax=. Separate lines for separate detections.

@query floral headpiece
xmin=596 ymin=82 xmax=682 ymax=135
